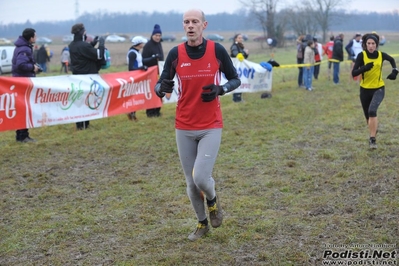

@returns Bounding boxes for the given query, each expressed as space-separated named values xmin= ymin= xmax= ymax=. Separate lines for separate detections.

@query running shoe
xmin=369 ymin=137 xmax=377 ymax=149
xmin=188 ymin=223 xmax=209 ymax=241
xmin=127 ymin=112 xmax=137 ymax=121
xmin=208 ymin=196 xmax=223 ymax=228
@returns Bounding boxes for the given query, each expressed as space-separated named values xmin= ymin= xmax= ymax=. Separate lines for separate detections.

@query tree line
xmin=0 ymin=8 xmax=397 ymax=43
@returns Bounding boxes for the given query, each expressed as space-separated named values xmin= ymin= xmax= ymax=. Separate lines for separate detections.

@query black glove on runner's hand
xmin=362 ymin=62 xmax=374 ymax=72
xmin=141 ymin=65 xmax=148 ymax=71
xmin=387 ymin=69 xmax=398 ymax=80
xmin=201 ymin=84 xmax=223 ymax=102
xmin=159 ymin=79 xmax=175 ymax=93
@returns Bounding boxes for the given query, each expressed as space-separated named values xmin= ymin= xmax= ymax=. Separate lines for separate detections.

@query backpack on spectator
xmin=297 ymin=42 xmax=306 ymax=59
xmin=101 ymin=48 xmax=111 ymax=69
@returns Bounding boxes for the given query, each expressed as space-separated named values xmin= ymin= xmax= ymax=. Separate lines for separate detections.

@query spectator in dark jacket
xmin=36 ymin=44 xmax=49 ymax=72
xmin=332 ymin=33 xmax=344 ymax=84
xmin=230 ymin=33 xmax=248 ymax=102
xmin=33 ymin=45 xmax=39 ymax=63
xmin=12 ymin=28 xmax=41 ymax=142
xmin=69 ymin=23 xmax=105 ymax=130
xmin=142 ymin=24 xmax=164 ymax=117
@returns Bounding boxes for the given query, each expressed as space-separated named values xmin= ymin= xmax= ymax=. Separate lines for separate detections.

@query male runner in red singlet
xmin=155 ymin=8 xmax=241 ymax=241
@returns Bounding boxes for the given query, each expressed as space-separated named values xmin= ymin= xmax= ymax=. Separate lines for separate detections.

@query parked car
xmin=253 ymin=36 xmax=267 ymax=42
xmin=313 ymin=35 xmax=322 ymax=41
xmin=229 ymin=34 xmax=248 ymax=41
xmin=206 ymin=34 xmax=224 ymax=41
xmin=0 ymin=46 xmax=15 ymax=75
xmin=106 ymin=35 xmax=126 ymax=43
xmin=36 ymin=37 xmax=52 ymax=44
xmin=181 ymin=36 xmax=188 ymax=42
xmin=284 ymin=34 xmax=297 ymax=41
xmin=62 ymin=35 xmax=73 ymax=43
xmin=162 ymin=35 xmax=176 ymax=42
xmin=0 ymin=38 xmax=12 ymax=45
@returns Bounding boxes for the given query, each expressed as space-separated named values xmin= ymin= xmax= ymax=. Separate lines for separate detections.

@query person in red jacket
xmin=155 ymin=8 xmax=240 ymax=241
xmin=323 ymin=35 xmax=334 ymax=80
xmin=313 ymin=37 xmax=322 ymax=80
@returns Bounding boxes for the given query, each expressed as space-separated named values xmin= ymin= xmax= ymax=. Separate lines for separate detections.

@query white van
xmin=0 ymin=46 xmax=15 ymax=75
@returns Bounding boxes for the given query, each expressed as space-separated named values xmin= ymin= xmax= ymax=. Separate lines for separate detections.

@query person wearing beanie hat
xmin=12 ymin=28 xmax=40 ymax=143
xmin=69 ymin=22 xmax=106 ymax=130
xmin=351 ymin=32 xmax=397 ymax=149
xmin=142 ymin=24 xmax=165 ymax=117
xmin=152 ymin=24 xmax=162 ymax=36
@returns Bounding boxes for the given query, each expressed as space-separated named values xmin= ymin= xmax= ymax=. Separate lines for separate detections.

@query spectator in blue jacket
xmin=12 ymin=28 xmax=41 ymax=142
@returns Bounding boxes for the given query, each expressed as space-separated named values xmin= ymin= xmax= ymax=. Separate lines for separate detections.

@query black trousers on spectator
xmin=146 ymin=108 xmax=161 ymax=117
xmin=16 ymin=129 xmax=29 ymax=141
xmin=314 ymin=61 xmax=320 ymax=79
xmin=297 ymin=58 xmax=304 ymax=86
xmin=76 ymin=121 xmax=90 ymax=129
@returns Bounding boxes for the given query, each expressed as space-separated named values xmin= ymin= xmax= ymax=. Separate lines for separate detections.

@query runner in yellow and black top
xmin=352 ymin=32 xmax=397 ymax=149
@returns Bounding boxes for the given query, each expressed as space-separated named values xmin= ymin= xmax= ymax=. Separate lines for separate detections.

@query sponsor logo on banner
xmin=229 ymin=58 xmax=272 ymax=93
xmin=0 ymin=77 xmax=32 ymax=130
xmin=0 ymin=66 xmax=162 ymax=132
xmin=100 ymin=66 xmax=161 ymax=117
xmin=28 ymin=75 xmax=108 ymax=127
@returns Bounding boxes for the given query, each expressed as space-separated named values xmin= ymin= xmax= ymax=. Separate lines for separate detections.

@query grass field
xmin=1 ymin=32 xmax=398 ymax=265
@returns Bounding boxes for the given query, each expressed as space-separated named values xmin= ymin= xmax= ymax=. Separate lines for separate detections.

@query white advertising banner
xmin=158 ymin=58 xmax=272 ymax=104
xmin=30 ymin=74 xmax=110 ymax=128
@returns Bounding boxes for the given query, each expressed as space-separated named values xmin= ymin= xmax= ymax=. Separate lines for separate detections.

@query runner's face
xmin=366 ymin=39 xmax=376 ymax=53
xmin=183 ymin=10 xmax=207 ymax=46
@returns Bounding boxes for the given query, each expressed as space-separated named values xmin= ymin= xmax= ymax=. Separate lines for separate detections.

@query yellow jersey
xmin=360 ymin=51 xmax=384 ymax=89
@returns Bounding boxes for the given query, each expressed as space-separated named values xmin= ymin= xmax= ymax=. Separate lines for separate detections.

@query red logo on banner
xmin=101 ymin=66 xmax=162 ymax=117
xmin=0 ymin=67 xmax=163 ymax=132
xmin=0 ymin=77 xmax=33 ymax=131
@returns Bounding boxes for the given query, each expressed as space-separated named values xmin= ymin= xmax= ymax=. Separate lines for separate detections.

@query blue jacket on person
xmin=12 ymin=36 xmax=36 ymax=77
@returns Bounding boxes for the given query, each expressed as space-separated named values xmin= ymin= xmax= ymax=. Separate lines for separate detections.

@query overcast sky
xmin=0 ymin=0 xmax=397 ymax=24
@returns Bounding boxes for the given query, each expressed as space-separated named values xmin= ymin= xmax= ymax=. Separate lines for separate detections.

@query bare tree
xmin=306 ymin=0 xmax=349 ymax=42
xmin=285 ymin=6 xmax=319 ymax=37
xmin=241 ymin=0 xmax=288 ymax=47
xmin=242 ymin=0 xmax=277 ymax=36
